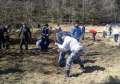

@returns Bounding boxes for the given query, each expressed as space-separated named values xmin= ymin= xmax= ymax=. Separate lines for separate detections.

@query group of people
xmin=54 ymin=23 xmax=86 ymax=77
xmin=103 ymin=24 xmax=120 ymax=43
xmin=1 ymin=22 xmax=120 ymax=77
xmin=36 ymin=22 xmax=86 ymax=77
xmin=1 ymin=22 xmax=110 ymax=78
xmin=0 ymin=22 xmax=87 ymax=77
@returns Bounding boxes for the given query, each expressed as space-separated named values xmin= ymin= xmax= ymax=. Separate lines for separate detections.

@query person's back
xmin=64 ymin=36 xmax=82 ymax=51
xmin=112 ymin=28 xmax=119 ymax=35
xmin=71 ymin=25 xmax=82 ymax=41
xmin=58 ymin=36 xmax=83 ymax=52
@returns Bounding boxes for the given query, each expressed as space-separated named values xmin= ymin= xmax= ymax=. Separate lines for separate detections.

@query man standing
xmin=0 ymin=24 xmax=6 ymax=49
xmin=71 ymin=23 xmax=82 ymax=41
xmin=4 ymin=25 xmax=10 ymax=49
xmin=55 ymin=35 xmax=85 ymax=77
xmin=108 ymin=24 xmax=112 ymax=36
xmin=80 ymin=24 xmax=86 ymax=40
xmin=19 ymin=23 xmax=31 ymax=50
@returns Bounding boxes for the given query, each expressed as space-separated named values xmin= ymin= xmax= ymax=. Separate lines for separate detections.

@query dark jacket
xmin=19 ymin=27 xmax=31 ymax=41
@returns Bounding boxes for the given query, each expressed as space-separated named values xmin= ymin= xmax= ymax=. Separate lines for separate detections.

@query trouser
xmin=109 ymin=31 xmax=112 ymax=36
xmin=58 ymin=52 xmax=66 ymax=67
xmin=40 ymin=37 xmax=50 ymax=51
xmin=114 ymin=34 xmax=119 ymax=42
xmin=82 ymin=32 xmax=85 ymax=40
xmin=0 ymin=38 xmax=5 ymax=49
xmin=56 ymin=32 xmax=63 ymax=44
xmin=65 ymin=51 xmax=84 ymax=71
xmin=92 ymin=33 xmax=97 ymax=41
xmin=103 ymin=31 xmax=107 ymax=38
xmin=4 ymin=41 xmax=10 ymax=49
xmin=20 ymin=38 xmax=28 ymax=50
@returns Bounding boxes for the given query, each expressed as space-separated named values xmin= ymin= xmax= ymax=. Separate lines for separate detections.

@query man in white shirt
xmin=55 ymin=35 xmax=85 ymax=77
xmin=112 ymin=28 xmax=120 ymax=43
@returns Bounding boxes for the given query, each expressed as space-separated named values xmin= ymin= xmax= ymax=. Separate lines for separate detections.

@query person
xmin=112 ymin=28 xmax=119 ymax=43
xmin=80 ymin=24 xmax=86 ymax=40
xmin=39 ymin=24 xmax=50 ymax=51
xmin=4 ymin=25 xmax=10 ymax=49
xmin=0 ymin=24 xmax=6 ymax=49
xmin=103 ymin=26 xmax=107 ymax=38
xmin=89 ymin=29 xmax=97 ymax=41
xmin=108 ymin=24 xmax=112 ymax=36
xmin=70 ymin=23 xmax=82 ymax=41
xmin=19 ymin=23 xmax=31 ymax=50
xmin=55 ymin=34 xmax=85 ymax=77
xmin=55 ymin=24 xmax=63 ymax=44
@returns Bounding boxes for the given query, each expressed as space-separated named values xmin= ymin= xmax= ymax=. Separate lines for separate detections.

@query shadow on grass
xmin=103 ymin=76 xmax=120 ymax=84
xmin=84 ymin=65 xmax=105 ymax=73
xmin=0 ymin=68 xmax=24 ymax=75
xmin=70 ymin=65 xmax=105 ymax=77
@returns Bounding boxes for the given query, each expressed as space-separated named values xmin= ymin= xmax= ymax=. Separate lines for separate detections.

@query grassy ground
xmin=0 ymin=26 xmax=120 ymax=84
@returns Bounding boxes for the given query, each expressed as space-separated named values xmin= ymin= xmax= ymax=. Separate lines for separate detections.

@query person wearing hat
xmin=19 ymin=23 xmax=31 ymax=50
xmin=55 ymin=34 xmax=85 ymax=77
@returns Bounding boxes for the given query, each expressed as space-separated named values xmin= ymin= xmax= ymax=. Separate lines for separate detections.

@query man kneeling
xmin=55 ymin=34 xmax=85 ymax=77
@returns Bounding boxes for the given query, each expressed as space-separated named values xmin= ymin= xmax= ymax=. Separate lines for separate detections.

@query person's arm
xmin=55 ymin=38 xmax=68 ymax=51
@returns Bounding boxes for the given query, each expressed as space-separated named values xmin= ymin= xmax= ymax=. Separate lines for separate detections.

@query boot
xmin=64 ymin=70 xmax=70 ymax=77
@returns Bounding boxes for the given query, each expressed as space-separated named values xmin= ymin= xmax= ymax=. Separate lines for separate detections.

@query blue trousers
xmin=58 ymin=50 xmax=84 ymax=70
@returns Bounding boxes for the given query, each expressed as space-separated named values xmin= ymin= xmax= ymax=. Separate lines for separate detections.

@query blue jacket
xmin=70 ymin=26 xmax=82 ymax=41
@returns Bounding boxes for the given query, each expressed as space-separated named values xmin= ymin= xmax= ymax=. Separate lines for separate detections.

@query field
xmin=0 ymin=25 xmax=120 ymax=84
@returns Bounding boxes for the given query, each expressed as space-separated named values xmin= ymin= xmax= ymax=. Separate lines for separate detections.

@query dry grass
xmin=0 ymin=25 xmax=120 ymax=84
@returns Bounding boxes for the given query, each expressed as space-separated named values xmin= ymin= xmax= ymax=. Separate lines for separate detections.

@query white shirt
xmin=56 ymin=36 xmax=83 ymax=52
xmin=112 ymin=28 xmax=119 ymax=35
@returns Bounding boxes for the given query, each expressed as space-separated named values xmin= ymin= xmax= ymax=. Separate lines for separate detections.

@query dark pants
xmin=4 ymin=36 xmax=10 ymax=49
xmin=0 ymin=38 xmax=5 ymax=49
xmin=40 ymin=37 xmax=50 ymax=51
xmin=20 ymin=38 xmax=28 ymax=50
xmin=58 ymin=51 xmax=84 ymax=69
xmin=109 ymin=31 xmax=112 ymax=36
xmin=92 ymin=33 xmax=97 ymax=41
xmin=82 ymin=32 xmax=85 ymax=40
xmin=114 ymin=34 xmax=119 ymax=42
xmin=58 ymin=52 xmax=66 ymax=67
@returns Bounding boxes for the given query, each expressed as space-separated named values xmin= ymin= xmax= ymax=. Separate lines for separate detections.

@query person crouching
xmin=55 ymin=34 xmax=85 ymax=77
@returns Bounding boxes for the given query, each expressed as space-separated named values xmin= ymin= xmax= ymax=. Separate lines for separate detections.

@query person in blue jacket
xmin=70 ymin=23 xmax=82 ymax=41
